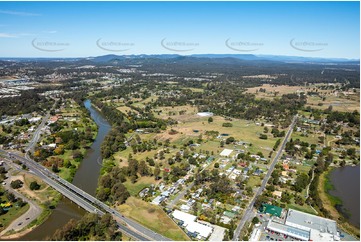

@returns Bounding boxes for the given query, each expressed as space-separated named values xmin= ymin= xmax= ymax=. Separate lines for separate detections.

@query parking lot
xmin=259 ymin=229 xmax=297 ymax=241
xmin=255 ymin=212 xmax=297 ymax=241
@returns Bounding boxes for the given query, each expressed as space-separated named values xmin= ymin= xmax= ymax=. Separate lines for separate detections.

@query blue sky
xmin=0 ymin=1 xmax=359 ymax=58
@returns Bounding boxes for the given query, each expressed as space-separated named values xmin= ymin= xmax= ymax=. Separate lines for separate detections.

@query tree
xmin=154 ymin=165 xmax=161 ymax=180
xmin=208 ymin=117 xmax=213 ymax=123
xmin=52 ymin=163 xmax=60 ymax=173
xmin=225 ymin=137 xmax=235 ymax=144
xmin=5 ymin=191 xmax=16 ymax=202
xmin=294 ymin=173 xmax=309 ymax=192
xmin=128 ymin=159 xmax=138 ymax=177
xmin=10 ymin=179 xmax=23 ymax=189
xmin=111 ymin=182 xmax=130 ymax=204
xmin=138 ymin=160 xmax=149 ymax=176
xmin=16 ymin=198 xmax=27 ymax=207
xmin=252 ymin=217 xmax=260 ymax=224
xmin=259 ymin=134 xmax=268 ymax=140
xmin=30 ymin=181 xmax=41 ymax=191
xmin=51 ymin=213 xmax=122 ymax=241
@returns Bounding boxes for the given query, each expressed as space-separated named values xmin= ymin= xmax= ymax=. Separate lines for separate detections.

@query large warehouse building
xmin=266 ymin=209 xmax=340 ymax=241
xmin=171 ymin=209 xmax=213 ymax=240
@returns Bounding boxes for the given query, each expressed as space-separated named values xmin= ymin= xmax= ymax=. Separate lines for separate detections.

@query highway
xmin=1 ymin=149 xmax=171 ymax=241
xmin=1 ymin=100 xmax=171 ymax=240
xmin=232 ymin=115 xmax=298 ymax=240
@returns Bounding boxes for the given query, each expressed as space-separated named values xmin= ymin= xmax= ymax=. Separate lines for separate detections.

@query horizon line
xmin=0 ymin=53 xmax=359 ymax=61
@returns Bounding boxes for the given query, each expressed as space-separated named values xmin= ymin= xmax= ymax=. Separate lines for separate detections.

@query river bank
xmin=15 ymin=99 xmax=111 ymax=240
xmin=318 ymin=166 xmax=360 ymax=238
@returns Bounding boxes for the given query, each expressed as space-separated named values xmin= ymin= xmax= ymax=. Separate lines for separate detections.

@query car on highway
xmin=18 ymin=222 xmax=23 ymax=226
xmin=26 ymin=217 xmax=30 ymax=220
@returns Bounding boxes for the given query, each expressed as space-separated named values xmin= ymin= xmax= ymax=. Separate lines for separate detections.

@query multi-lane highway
xmin=1 ymin=149 xmax=170 ymax=241
xmin=0 ymin=99 xmax=171 ymax=241
xmin=232 ymin=115 xmax=298 ymax=240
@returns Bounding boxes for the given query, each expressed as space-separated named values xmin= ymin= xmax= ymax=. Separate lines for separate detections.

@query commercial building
xmin=250 ymin=228 xmax=262 ymax=241
xmin=266 ymin=209 xmax=340 ymax=241
xmin=172 ymin=209 xmax=213 ymax=240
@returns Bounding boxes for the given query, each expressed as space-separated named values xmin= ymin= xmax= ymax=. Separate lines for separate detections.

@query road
xmin=25 ymin=100 xmax=57 ymax=154
xmin=2 ymin=150 xmax=170 ymax=241
xmin=4 ymin=100 xmax=169 ymax=240
xmin=233 ymin=115 xmax=298 ymax=240
xmin=0 ymin=173 xmax=42 ymax=237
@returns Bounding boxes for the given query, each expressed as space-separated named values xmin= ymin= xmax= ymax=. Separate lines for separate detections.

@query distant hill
xmin=86 ymin=54 xmax=359 ymax=65
xmin=0 ymin=54 xmax=358 ymax=65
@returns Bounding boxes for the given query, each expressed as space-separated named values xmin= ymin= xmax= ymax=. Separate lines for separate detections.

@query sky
xmin=0 ymin=1 xmax=359 ymax=59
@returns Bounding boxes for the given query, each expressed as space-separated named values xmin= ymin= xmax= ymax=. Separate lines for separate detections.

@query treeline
xmin=51 ymin=213 xmax=121 ymax=241
xmin=96 ymin=158 xmax=156 ymax=204
xmin=0 ymin=90 xmax=52 ymax=116
xmin=326 ymin=110 xmax=359 ymax=126
xmin=307 ymin=147 xmax=334 ymax=218
xmin=92 ymin=99 xmax=130 ymax=131
xmin=101 ymin=127 xmax=127 ymax=158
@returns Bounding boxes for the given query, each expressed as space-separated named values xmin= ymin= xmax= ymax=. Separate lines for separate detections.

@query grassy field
xmin=153 ymin=105 xmax=198 ymax=120
xmin=123 ymin=176 xmax=159 ymax=197
xmin=247 ymin=176 xmax=262 ymax=187
xmin=246 ymin=84 xmax=359 ymax=112
xmin=287 ymin=203 xmax=317 ymax=215
xmin=247 ymin=84 xmax=305 ymax=98
xmin=154 ymin=115 xmax=279 ymax=155
xmin=117 ymin=197 xmax=189 ymax=241
xmin=132 ymin=96 xmax=159 ymax=109
xmin=291 ymin=132 xmax=320 ymax=145
xmin=182 ymin=87 xmax=204 ymax=93
xmin=21 ymin=173 xmax=60 ymax=205
xmin=116 ymin=105 xmax=138 ymax=115
xmin=0 ymin=203 xmax=30 ymax=232
xmin=307 ymin=94 xmax=359 ymax=112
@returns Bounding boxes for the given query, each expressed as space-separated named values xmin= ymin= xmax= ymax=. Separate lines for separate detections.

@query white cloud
xmin=0 ymin=33 xmax=17 ymax=38
xmin=42 ymin=30 xmax=57 ymax=34
xmin=18 ymin=33 xmax=36 ymax=36
xmin=0 ymin=10 xmax=40 ymax=17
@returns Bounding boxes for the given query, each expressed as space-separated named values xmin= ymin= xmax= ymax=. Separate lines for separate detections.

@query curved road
xmin=0 ymin=174 xmax=42 ymax=237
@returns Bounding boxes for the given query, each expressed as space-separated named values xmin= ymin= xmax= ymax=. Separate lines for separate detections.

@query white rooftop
xmin=286 ymin=209 xmax=338 ymax=236
xmin=197 ymin=112 xmax=213 ymax=117
xmin=172 ymin=209 xmax=196 ymax=227
xmin=172 ymin=210 xmax=213 ymax=238
xmin=220 ymin=149 xmax=233 ymax=157
xmin=187 ymin=221 xmax=213 ymax=238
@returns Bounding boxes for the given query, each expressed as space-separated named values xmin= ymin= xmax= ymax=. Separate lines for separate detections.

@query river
xmin=18 ymin=99 xmax=111 ymax=240
xmin=329 ymin=165 xmax=360 ymax=228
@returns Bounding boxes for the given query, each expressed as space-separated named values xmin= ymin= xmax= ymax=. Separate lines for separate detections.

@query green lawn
xmin=123 ymin=176 xmax=157 ymax=196
xmin=291 ymin=131 xmax=320 ymax=145
xmin=247 ymin=176 xmax=262 ymax=187
xmin=0 ymin=203 xmax=30 ymax=232
xmin=117 ymin=197 xmax=189 ymax=241
xmin=287 ymin=203 xmax=317 ymax=215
